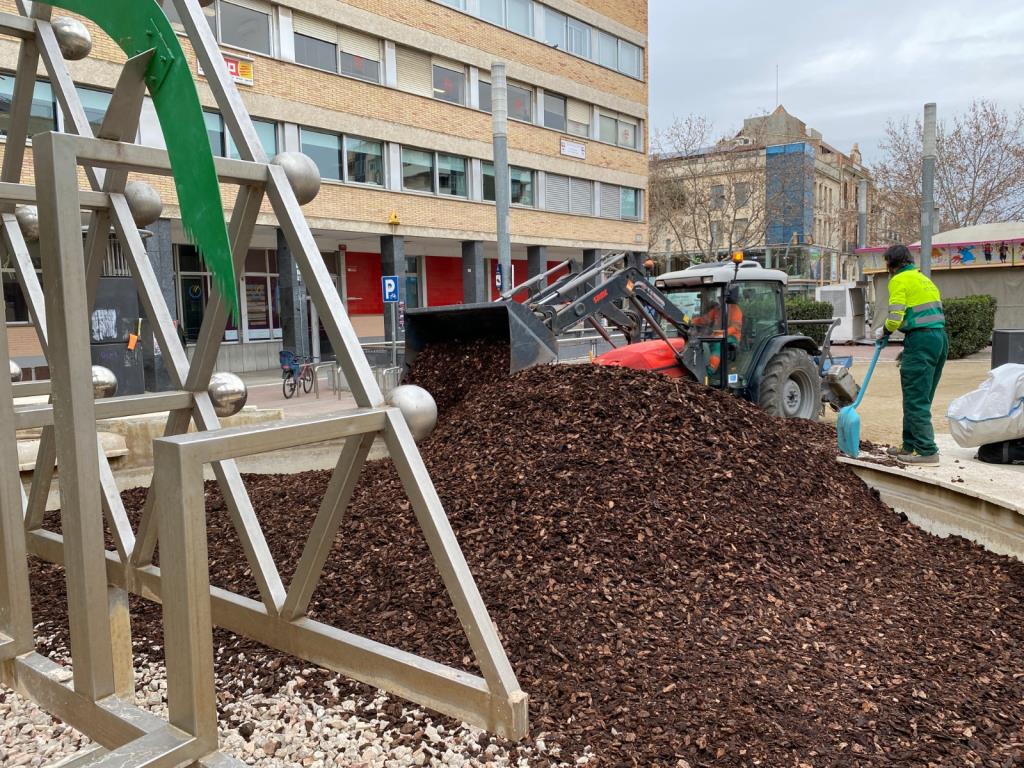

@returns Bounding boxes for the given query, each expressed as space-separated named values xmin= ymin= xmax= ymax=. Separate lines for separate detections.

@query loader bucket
xmin=405 ymin=301 xmax=559 ymax=374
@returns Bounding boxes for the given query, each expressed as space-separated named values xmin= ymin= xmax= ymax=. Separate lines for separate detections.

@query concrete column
xmin=462 ymin=240 xmax=486 ymax=304
xmin=527 ymin=245 xmax=546 ymax=294
xmin=381 ymin=235 xmax=405 ymax=341
xmin=142 ymin=219 xmax=175 ymax=391
xmin=278 ymin=228 xmax=311 ymax=358
xmin=580 ymin=248 xmax=600 ymax=294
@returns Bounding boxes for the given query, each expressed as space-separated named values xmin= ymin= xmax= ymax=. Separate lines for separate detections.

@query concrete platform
xmin=841 ymin=434 xmax=1024 ymax=561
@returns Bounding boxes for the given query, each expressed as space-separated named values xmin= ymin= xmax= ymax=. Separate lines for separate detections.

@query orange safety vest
xmin=700 ymin=303 xmax=743 ymax=374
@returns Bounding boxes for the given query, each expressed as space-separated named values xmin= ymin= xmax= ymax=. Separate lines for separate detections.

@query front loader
xmin=405 ymin=252 xmax=859 ymax=420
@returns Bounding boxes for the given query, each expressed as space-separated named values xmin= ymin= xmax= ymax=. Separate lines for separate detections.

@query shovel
xmin=837 ymin=339 xmax=886 ymax=457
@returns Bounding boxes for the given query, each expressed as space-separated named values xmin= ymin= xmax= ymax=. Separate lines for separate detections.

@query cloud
xmin=649 ymin=0 xmax=1024 ymax=164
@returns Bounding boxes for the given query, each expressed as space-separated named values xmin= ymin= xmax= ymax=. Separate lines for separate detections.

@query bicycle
xmin=279 ymin=350 xmax=314 ymax=399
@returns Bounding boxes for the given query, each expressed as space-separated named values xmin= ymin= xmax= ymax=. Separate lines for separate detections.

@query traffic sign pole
xmin=382 ymin=276 xmax=400 ymax=367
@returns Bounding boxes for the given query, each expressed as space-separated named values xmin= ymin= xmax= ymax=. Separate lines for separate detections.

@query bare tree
xmin=874 ymin=100 xmax=1024 ymax=237
xmin=649 ymin=115 xmax=773 ymax=267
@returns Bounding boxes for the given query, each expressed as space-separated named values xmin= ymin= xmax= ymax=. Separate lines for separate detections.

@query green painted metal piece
xmin=45 ymin=0 xmax=238 ymax=319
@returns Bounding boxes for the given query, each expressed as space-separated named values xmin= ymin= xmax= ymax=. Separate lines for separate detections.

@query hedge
xmin=785 ymin=297 xmax=834 ymax=346
xmin=945 ymin=294 xmax=997 ymax=360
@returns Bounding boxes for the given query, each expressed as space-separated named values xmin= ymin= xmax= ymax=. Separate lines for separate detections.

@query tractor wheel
xmin=758 ymin=348 xmax=820 ymax=421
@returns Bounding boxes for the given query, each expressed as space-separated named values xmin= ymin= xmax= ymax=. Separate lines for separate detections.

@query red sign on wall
xmin=197 ymin=52 xmax=255 ymax=86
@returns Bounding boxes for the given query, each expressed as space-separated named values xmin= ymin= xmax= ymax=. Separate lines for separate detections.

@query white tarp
xmin=948 ymin=364 xmax=1024 ymax=447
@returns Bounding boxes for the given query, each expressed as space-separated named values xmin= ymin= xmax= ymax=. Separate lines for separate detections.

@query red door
xmin=344 ymin=252 xmax=382 ymax=315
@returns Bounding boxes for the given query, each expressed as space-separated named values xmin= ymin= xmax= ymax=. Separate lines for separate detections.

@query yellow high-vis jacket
xmin=885 ymin=266 xmax=945 ymax=333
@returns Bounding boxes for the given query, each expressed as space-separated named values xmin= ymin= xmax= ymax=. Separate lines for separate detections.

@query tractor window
xmin=661 ymin=285 xmax=720 ymax=337
xmin=729 ymin=281 xmax=786 ymax=386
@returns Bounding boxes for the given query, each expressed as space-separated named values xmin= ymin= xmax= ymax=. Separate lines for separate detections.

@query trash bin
xmin=992 ymin=330 xmax=1024 ymax=368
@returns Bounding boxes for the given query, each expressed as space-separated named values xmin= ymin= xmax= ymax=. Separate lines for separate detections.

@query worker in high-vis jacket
xmin=874 ymin=244 xmax=948 ymax=465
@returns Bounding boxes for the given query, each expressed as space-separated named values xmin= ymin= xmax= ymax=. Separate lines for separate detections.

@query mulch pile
xmin=404 ymin=339 xmax=512 ymax=415
xmin=29 ymin=345 xmax=1024 ymax=766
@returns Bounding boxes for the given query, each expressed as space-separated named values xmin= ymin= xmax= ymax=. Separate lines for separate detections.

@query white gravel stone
xmin=2 ymin=638 xmax=583 ymax=766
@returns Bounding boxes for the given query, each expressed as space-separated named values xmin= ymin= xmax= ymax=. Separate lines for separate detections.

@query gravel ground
xmin=1 ymin=632 xmax=574 ymax=767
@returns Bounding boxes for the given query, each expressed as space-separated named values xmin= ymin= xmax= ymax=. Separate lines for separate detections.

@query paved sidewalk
xmin=239 ymin=367 xmax=360 ymax=420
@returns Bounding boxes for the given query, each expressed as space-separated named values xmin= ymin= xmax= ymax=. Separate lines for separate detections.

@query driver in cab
xmin=692 ymin=291 xmax=743 ymax=375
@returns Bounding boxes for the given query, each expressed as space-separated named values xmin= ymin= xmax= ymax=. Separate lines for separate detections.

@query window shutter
xmin=570 ymin=178 xmax=593 ymax=215
xmin=601 ymin=183 xmax=621 ymax=219
xmin=339 ymin=27 xmax=381 ymax=62
xmin=432 ymin=55 xmax=462 ymax=72
xmin=545 ymin=174 xmax=570 ymax=213
xmin=567 ymin=98 xmax=590 ymax=126
xmin=395 ymin=47 xmax=432 ymax=97
xmin=222 ymin=0 xmax=271 ymax=12
xmin=293 ymin=13 xmax=337 ymax=43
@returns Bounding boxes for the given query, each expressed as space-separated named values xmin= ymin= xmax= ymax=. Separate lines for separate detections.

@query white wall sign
xmin=560 ymin=138 xmax=587 ymax=160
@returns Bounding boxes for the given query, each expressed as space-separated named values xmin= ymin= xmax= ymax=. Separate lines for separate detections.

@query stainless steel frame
xmin=1 ymin=2 xmax=526 ymax=765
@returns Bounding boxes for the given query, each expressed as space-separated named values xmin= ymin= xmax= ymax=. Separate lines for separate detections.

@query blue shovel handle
xmin=852 ymin=340 xmax=886 ymax=409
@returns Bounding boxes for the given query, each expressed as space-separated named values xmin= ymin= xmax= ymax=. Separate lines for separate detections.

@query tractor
xmin=405 ymin=252 xmax=858 ymax=420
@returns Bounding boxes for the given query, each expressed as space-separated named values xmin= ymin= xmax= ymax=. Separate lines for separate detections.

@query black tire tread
xmin=757 ymin=348 xmax=820 ymax=421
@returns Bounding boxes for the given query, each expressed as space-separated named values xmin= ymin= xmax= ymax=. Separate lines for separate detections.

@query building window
xmin=618 ymin=40 xmax=642 ymax=78
xmin=711 ymin=185 xmax=725 ymax=210
xmin=226 ymin=118 xmax=278 ymax=159
xmin=204 ymin=111 xmax=225 ymax=157
xmin=338 ymin=28 xmax=381 ymax=83
xmin=218 ymin=0 xmax=272 ymax=55
xmin=176 ymin=245 xmax=240 ymax=343
xmin=432 ymin=64 xmax=465 ymax=105
xmin=543 ymin=7 xmax=566 ymax=48
xmin=510 ymin=167 xmax=534 ymax=206
xmin=506 ymin=0 xmax=532 ymax=35
xmin=481 ymin=0 xmax=532 ymax=34
xmin=567 ymin=98 xmax=590 ymax=137
xmin=543 ymin=92 xmax=567 ymax=132
xmin=621 ymin=187 xmax=641 ymax=220
xmin=597 ymin=31 xmax=618 ymax=68
xmin=482 ymin=162 xmax=535 ymax=207
xmin=76 ymin=86 xmax=111 ymax=136
xmin=300 ymin=127 xmax=342 ymax=181
xmin=734 ymin=182 xmax=751 ymax=208
xmin=508 ymin=83 xmax=533 ymax=122
xmin=402 ymin=148 xmax=435 ymax=193
xmin=437 ymin=0 xmax=465 ymax=7
xmin=0 ymin=75 xmax=56 ymax=140
xmin=346 ymin=137 xmax=384 ymax=186
xmin=295 ymin=33 xmax=338 ymax=73
xmin=478 ymin=79 xmax=492 ymax=113
xmin=567 ymin=18 xmax=591 ymax=58
xmin=599 ymin=111 xmax=641 ymax=150
xmin=205 ymin=111 xmax=277 ymax=158
xmin=163 ymin=1 xmax=217 ymax=32
xmin=437 ymin=154 xmax=468 ymax=197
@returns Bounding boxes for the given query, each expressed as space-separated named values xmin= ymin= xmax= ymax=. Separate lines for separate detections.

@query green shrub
xmin=785 ymin=297 xmax=834 ymax=346
xmin=945 ymin=294 xmax=996 ymax=360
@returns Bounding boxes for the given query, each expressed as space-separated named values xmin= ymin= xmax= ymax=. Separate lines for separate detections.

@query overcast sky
xmin=649 ymin=0 xmax=1024 ymax=164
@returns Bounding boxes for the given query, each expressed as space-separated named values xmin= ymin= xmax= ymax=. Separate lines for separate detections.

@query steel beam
xmin=33 ymin=131 xmax=116 ymax=701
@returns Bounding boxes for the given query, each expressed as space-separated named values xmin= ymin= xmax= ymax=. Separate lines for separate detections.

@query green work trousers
xmin=900 ymin=328 xmax=948 ymax=455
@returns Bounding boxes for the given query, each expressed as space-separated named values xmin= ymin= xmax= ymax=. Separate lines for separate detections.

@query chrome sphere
xmin=53 ymin=17 xmax=92 ymax=61
xmin=124 ymin=181 xmax=163 ymax=227
xmin=208 ymin=372 xmax=248 ymax=418
xmin=10 ymin=360 xmax=22 ymax=383
xmin=15 ymin=205 xmax=39 ymax=242
xmin=386 ymin=385 xmax=437 ymax=442
xmin=91 ymin=366 xmax=118 ymax=399
xmin=271 ymin=152 xmax=321 ymax=205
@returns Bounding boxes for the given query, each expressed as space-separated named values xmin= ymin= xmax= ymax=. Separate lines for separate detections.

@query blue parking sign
xmin=381 ymin=275 xmax=399 ymax=303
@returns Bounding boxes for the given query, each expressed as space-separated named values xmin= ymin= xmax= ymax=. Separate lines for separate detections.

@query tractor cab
xmin=654 ymin=260 xmax=790 ymax=392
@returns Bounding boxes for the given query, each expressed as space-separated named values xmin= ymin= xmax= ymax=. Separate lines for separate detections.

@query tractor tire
xmin=758 ymin=348 xmax=820 ymax=421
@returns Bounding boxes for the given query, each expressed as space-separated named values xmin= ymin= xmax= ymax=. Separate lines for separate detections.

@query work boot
xmin=885 ymin=445 xmax=906 ymax=456
xmin=896 ymin=451 xmax=940 ymax=466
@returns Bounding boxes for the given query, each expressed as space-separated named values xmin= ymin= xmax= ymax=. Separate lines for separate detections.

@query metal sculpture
xmin=0 ymin=2 xmax=526 ymax=765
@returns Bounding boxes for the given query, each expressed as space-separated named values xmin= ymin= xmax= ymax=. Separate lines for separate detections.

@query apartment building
xmin=652 ymin=106 xmax=871 ymax=291
xmin=1 ymin=0 xmax=649 ymax=374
